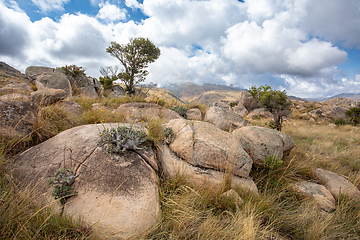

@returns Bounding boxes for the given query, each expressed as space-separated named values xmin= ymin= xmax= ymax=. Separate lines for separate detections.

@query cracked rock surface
xmin=14 ymin=123 xmax=160 ymax=239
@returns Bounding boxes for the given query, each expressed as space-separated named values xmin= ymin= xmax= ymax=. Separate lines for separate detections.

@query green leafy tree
xmin=106 ymin=38 xmax=161 ymax=96
xmin=99 ymin=66 xmax=119 ymax=90
xmin=248 ymin=85 xmax=291 ymax=131
xmin=346 ymin=105 xmax=360 ymax=126
xmin=62 ymin=65 xmax=85 ymax=78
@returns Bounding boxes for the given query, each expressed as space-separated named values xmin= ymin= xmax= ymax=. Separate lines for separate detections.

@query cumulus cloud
xmin=1 ymin=0 xmax=360 ymax=98
xmin=125 ymin=0 xmax=143 ymax=10
xmin=0 ymin=1 xmax=31 ymax=57
xmin=97 ymin=2 xmax=127 ymax=22
xmin=31 ymin=0 xmax=70 ymax=12
xmin=301 ymin=0 xmax=360 ymax=48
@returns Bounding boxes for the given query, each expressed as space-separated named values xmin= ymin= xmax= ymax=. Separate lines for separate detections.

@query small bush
xmin=99 ymin=126 xmax=148 ymax=153
xmin=170 ymin=106 xmax=188 ymax=118
xmin=229 ymin=101 xmax=239 ymax=108
xmin=264 ymin=155 xmax=283 ymax=170
xmin=335 ymin=118 xmax=347 ymax=126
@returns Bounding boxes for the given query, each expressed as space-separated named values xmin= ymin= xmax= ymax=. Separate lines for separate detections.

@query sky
xmin=1 ymin=0 xmax=360 ymax=98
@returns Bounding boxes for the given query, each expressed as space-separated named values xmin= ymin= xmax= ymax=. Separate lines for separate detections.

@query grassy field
xmin=1 ymin=97 xmax=360 ymax=239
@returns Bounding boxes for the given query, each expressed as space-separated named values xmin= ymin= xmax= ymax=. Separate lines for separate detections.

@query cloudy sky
xmin=1 ymin=0 xmax=360 ymax=98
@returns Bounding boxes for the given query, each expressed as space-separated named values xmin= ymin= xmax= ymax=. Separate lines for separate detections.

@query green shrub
xmin=264 ymin=155 xmax=283 ymax=170
xmin=99 ymin=126 xmax=148 ymax=153
xmin=229 ymin=101 xmax=239 ymax=108
xmin=170 ymin=106 xmax=188 ymax=118
xmin=335 ymin=118 xmax=347 ymax=126
xmin=346 ymin=105 xmax=360 ymax=126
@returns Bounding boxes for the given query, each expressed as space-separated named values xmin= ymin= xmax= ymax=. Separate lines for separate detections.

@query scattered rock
xmin=167 ymin=119 xmax=253 ymax=178
xmin=233 ymin=126 xmax=295 ymax=166
xmin=0 ymin=100 xmax=38 ymax=137
xmin=113 ymin=102 xmax=181 ymax=122
xmin=309 ymin=106 xmax=349 ymax=121
xmin=31 ymin=88 xmax=67 ymax=105
xmin=204 ymin=105 xmax=248 ymax=132
xmin=14 ymin=123 xmax=161 ymax=239
xmin=186 ymin=108 xmax=202 ymax=120
xmin=220 ymin=189 xmax=244 ymax=205
xmin=0 ymin=93 xmax=30 ymax=101
xmin=290 ymin=181 xmax=335 ymax=212
xmin=313 ymin=168 xmax=360 ymax=200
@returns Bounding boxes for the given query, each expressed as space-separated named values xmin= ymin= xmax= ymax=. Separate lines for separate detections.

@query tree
xmin=346 ymin=105 xmax=360 ymax=126
xmin=106 ymin=38 xmax=161 ymax=96
xmin=248 ymin=85 xmax=291 ymax=132
xmin=99 ymin=66 xmax=119 ymax=90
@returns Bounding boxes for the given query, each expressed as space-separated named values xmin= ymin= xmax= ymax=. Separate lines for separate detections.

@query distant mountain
xmin=165 ymin=83 xmax=245 ymax=103
xmin=331 ymin=93 xmax=360 ymax=101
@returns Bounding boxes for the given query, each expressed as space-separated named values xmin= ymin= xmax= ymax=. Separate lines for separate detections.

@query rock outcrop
xmin=113 ymin=102 xmax=181 ymax=122
xmin=233 ymin=126 xmax=295 ymax=166
xmin=204 ymin=105 xmax=248 ymax=132
xmin=186 ymin=108 xmax=202 ymax=120
xmin=14 ymin=123 xmax=161 ymax=239
xmin=35 ymin=72 xmax=72 ymax=98
xmin=0 ymin=100 xmax=38 ymax=137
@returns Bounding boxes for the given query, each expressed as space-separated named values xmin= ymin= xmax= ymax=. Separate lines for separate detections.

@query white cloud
xmin=301 ymin=0 xmax=360 ymax=48
xmin=1 ymin=0 xmax=360 ymax=98
xmin=125 ymin=0 xmax=143 ymax=10
xmin=97 ymin=2 xmax=126 ymax=22
xmin=31 ymin=0 xmax=70 ymax=12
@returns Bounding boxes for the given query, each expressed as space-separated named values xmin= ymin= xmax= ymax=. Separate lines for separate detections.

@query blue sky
xmin=1 ymin=0 xmax=360 ymax=98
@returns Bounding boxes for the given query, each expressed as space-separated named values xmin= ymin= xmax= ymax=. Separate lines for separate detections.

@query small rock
xmin=31 ymin=88 xmax=67 ymax=105
xmin=186 ymin=108 xmax=202 ymax=120
xmin=313 ymin=168 xmax=360 ymax=200
xmin=220 ymin=189 xmax=244 ymax=205
xmin=291 ymin=181 xmax=335 ymax=212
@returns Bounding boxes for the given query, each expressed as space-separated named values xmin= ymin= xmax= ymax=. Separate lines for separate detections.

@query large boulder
xmin=313 ymin=168 xmax=360 ymax=200
xmin=204 ymin=105 xmax=248 ymax=132
xmin=166 ymin=119 xmax=253 ymax=178
xmin=108 ymin=85 xmax=126 ymax=98
xmin=36 ymin=72 xmax=72 ymax=97
xmin=25 ymin=66 xmax=55 ymax=81
xmin=290 ymin=181 xmax=335 ymax=212
xmin=160 ymin=145 xmax=259 ymax=196
xmin=13 ymin=123 xmax=161 ymax=239
xmin=233 ymin=126 xmax=295 ymax=166
xmin=113 ymin=102 xmax=182 ymax=122
xmin=31 ymin=88 xmax=67 ymax=105
xmin=186 ymin=108 xmax=202 ymax=120
xmin=0 ymin=100 xmax=38 ymax=137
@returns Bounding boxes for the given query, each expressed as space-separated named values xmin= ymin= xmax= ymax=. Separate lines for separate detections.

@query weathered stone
xmin=220 ymin=189 xmax=244 ymax=205
xmin=160 ymin=145 xmax=259 ymax=196
xmin=25 ymin=66 xmax=55 ymax=80
xmin=0 ymin=93 xmax=30 ymax=101
xmin=247 ymin=108 xmax=273 ymax=119
xmin=0 ymin=82 xmax=33 ymax=95
xmin=290 ymin=181 xmax=336 ymax=212
xmin=13 ymin=123 xmax=161 ymax=239
xmin=36 ymin=72 xmax=72 ymax=97
xmin=313 ymin=168 xmax=360 ymax=200
xmin=31 ymin=88 xmax=67 ymax=105
xmin=204 ymin=105 xmax=248 ymax=132
xmin=113 ymin=102 xmax=181 ymax=122
xmin=167 ymin=119 xmax=253 ymax=178
xmin=233 ymin=126 xmax=295 ymax=166
xmin=186 ymin=108 xmax=202 ymax=120
xmin=57 ymin=101 xmax=82 ymax=115
xmin=232 ymin=105 xmax=248 ymax=117
xmin=0 ymin=100 xmax=38 ymax=137
xmin=108 ymin=85 xmax=126 ymax=98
